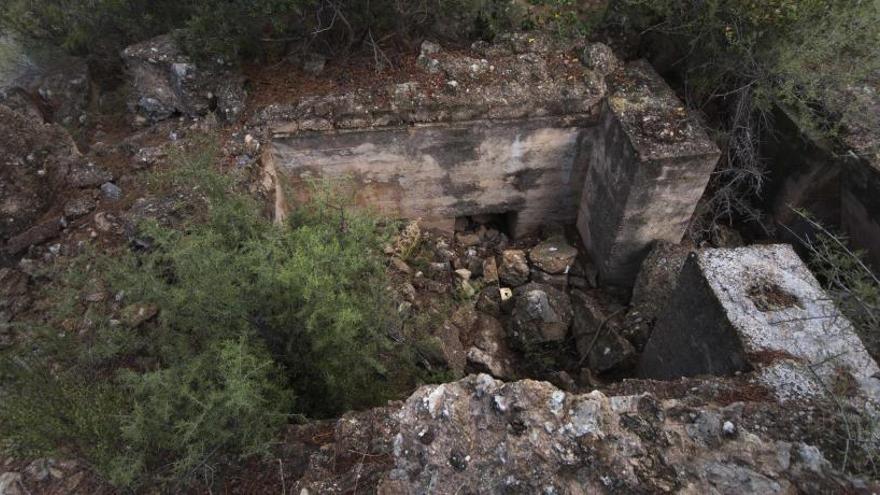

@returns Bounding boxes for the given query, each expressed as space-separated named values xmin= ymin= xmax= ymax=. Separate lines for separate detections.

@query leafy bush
xmin=0 ymin=140 xmax=414 ymax=487
xmin=0 ymin=0 xmax=536 ymax=68
xmin=0 ymin=0 xmax=193 ymax=72
xmin=526 ymin=0 xmax=608 ymax=38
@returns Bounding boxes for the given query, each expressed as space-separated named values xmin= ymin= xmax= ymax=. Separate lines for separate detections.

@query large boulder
xmin=293 ymin=375 xmax=867 ymax=494
xmin=122 ymin=34 xmax=245 ymax=123
xmin=508 ymin=282 xmax=572 ymax=344
xmin=0 ymin=105 xmax=82 ymax=242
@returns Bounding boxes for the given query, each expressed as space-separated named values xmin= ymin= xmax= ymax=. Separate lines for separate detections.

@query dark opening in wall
xmin=454 ymin=212 xmax=517 ymax=238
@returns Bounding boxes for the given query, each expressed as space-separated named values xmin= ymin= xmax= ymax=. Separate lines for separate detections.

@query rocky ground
xmin=1 ymin=33 xmax=879 ymax=494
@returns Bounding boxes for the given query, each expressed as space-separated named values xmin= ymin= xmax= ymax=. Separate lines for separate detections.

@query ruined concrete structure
xmin=640 ymin=244 xmax=880 ymax=405
xmin=765 ymin=99 xmax=880 ymax=271
xmin=259 ymin=36 xmax=720 ymax=285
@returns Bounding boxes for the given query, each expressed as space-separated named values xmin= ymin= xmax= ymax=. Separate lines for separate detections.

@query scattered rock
xmin=571 ymin=289 xmax=634 ymax=373
xmin=100 ymin=182 xmax=122 ymax=201
xmin=67 ymin=161 xmax=112 ymax=188
xmin=0 ymin=472 xmax=23 ymax=495
xmin=389 ymin=257 xmax=411 ymax=274
xmin=454 ymin=268 xmax=471 ymax=281
xmin=454 ymin=231 xmax=481 ymax=248
xmin=23 ymin=458 xmax=62 ymax=482
xmin=63 ymin=196 xmax=96 ymax=219
xmin=530 ymin=267 xmax=568 ymax=289
xmin=499 ymin=249 xmax=529 ymax=287
xmin=3 ymin=218 xmax=62 ymax=254
xmin=417 ymin=40 xmax=442 ymax=73
xmin=509 ymin=282 xmax=572 ymax=344
xmin=474 ymin=286 xmax=503 ymax=317
xmin=432 ymin=320 xmax=466 ymax=375
xmin=722 ymin=420 xmax=737 ymax=438
xmin=120 ymin=303 xmax=159 ymax=328
xmin=93 ymin=212 xmax=117 ymax=233
xmin=482 ymin=256 xmax=499 ymax=284
xmin=420 ymin=40 xmax=441 ymax=57
xmin=0 ymin=37 xmax=90 ymax=127
xmin=133 ymin=146 xmax=166 ymax=169
xmin=528 ymin=236 xmax=578 ymax=274
xmin=465 ymin=314 xmax=515 ymax=379
xmin=580 ymin=42 xmax=622 ymax=76
xmin=457 ymin=279 xmax=476 ymax=298
xmin=122 ymin=34 xmax=245 ymax=123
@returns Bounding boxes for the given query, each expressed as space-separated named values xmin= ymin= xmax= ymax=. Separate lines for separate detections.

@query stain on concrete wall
xmin=272 ymin=119 xmax=589 ymax=235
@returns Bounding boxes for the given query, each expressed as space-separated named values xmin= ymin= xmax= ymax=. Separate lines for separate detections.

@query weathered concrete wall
xmin=577 ymin=62 xmax=720 ymax=286
xmin=270 ymin=118 xmax=593 ymax=235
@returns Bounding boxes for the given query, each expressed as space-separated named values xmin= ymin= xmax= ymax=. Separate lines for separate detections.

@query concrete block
xmin=577 ymin=61 xmax=720 ymax=286
xmin=639 ymin=244 xmax=880 ymax=403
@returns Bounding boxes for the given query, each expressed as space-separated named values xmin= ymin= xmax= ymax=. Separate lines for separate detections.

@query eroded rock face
xmin=295 ymin=375 xmax=866 ymax=494
xmin=0 ymin=105 xmax=82 ymax=242
xmin=122 ymin=34 xmax=245 ymax=123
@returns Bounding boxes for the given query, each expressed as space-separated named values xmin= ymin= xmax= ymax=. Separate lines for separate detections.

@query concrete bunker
xmin=262 ymin=39 xmax=721 ymax=285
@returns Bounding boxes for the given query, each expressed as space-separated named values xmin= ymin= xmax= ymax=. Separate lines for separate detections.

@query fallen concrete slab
xmin=639 ymin=244 xmax=880 ymax=405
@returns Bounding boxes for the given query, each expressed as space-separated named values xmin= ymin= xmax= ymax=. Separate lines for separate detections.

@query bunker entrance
xmin=453 ymin=212 xmax=517 ymax=239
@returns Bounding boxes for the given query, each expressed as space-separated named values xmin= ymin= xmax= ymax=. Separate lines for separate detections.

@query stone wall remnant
xmin=639 ymin=244 xmax=880 ymax=405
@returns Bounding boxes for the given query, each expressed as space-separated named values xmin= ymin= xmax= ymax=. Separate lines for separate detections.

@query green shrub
xmin=0 ymin=0 xmax=192 ymax=70
xmin=0 ymin=0 xmax=534 ymax=68
xmin=119 ymin=338 xmax=293 ymax=484
xmin=526 ymin=0 xmax=608 ymax=38
xmin=0 ymin=140 xmax=415 ymax=488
